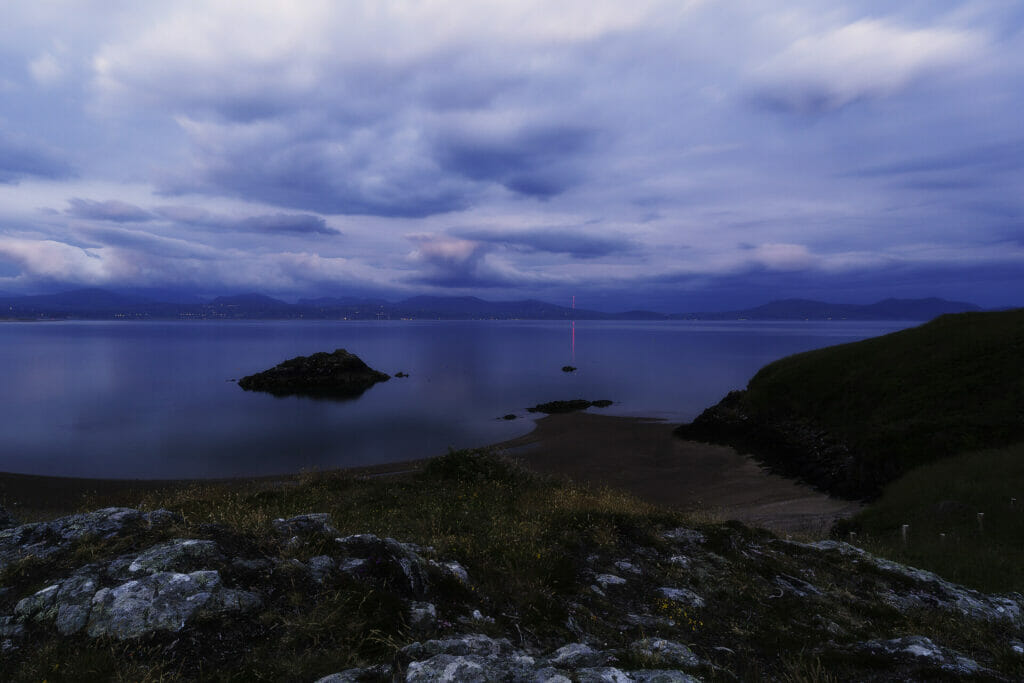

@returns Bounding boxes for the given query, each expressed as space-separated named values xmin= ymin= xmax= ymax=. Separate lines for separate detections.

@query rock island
xmin=238 ymin=348 xmax=389 ymax=398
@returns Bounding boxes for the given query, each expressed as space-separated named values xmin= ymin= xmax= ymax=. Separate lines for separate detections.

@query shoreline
xmin=1 ymin=412 xmax=858 ymax=535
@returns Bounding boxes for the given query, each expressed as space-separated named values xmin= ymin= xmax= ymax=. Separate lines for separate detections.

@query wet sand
xmin=0 ymin=413 xmax=858 ymax=536
xmin=495 ymin=412 xmax=860 ymax=536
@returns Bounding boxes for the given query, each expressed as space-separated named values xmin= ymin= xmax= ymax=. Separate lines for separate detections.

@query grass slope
xmin=842 ymin=443 xmax=1024 ymax=593
xmin=682 ymin=309 xmax=1024 ymax=497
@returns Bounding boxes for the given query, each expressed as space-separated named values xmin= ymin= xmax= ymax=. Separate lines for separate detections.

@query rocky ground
xmin=2 ymin=482 xmax=1022 ymax=681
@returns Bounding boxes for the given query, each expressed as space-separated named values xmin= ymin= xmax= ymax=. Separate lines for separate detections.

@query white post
xmin=977 ymin=512 xmax=984 ymax=533
xmin=901 ymin=524 xmax=909 ymax=545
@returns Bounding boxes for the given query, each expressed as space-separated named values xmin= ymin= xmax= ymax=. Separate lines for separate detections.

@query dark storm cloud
xmin=434 ymin=125 xmax=596 ymax=198
xmin=454 ymin=228 xmax=634 ymax=259
xmin=66 ymin=198 xmax=152 ymax=223
xmin=0 ymin=130 xmax=74 ymax=184
xmin=175 ymin=137 xmax=470 ymax=218
xmin=234 ymin=213 xmax=335 ymax=235
xmin=153 ymin=206 xmax=338 ymax=235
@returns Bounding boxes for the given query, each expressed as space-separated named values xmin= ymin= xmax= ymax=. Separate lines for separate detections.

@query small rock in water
xmin=238 ymin=348 xmax=389 ymax=398
xmin=562 ymin=365 xmax=577 ymax=372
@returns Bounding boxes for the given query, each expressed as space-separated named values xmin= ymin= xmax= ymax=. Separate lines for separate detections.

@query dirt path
xmin=496 ymin=412 xmax=860 ymax=536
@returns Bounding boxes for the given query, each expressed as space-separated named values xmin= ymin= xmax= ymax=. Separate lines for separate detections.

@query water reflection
xmin=0 ymin=319 xmax=913 ymax=479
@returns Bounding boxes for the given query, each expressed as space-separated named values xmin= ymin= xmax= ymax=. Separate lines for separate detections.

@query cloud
xmin=153 ymin=205 xmax=338 ymax=235
xmin=67 ymin=198 xmax=152 ymax=222
xmin=0 ymin=237 xmax=114 ymax=284
xmin=434 ymin=124 xmax=597 ymax=198
xmin=28 ymin=52 xmax=63 ymax=85
xmin=232 ymin=213 xmax=335 ymax=235
xmin=405 ymin=233 xmax=507 ymax=288
xmin=750 ymin=18 xmax=984 ymax=114
xmin=0 ymin=129 xmax=74 ymax=184
xmin=165 ymin=117 xmax=473 ymax=217
xmin=454 ymin=227 xmax=633 ymax=259
xmin=853 ymin=140 xmax=1024 ymax=178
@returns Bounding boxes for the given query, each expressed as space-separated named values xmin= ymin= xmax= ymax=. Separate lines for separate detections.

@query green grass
xmin=838 ymin=443 xmax=1024 ymax=593
xmin=739 ymin=309 xmax=1024 ymax=490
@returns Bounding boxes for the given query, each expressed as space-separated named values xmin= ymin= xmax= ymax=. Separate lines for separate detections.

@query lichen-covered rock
xmin=657 ymin=587 xmax=705 ymax=608
xmin=629 ymin=671 xmax=700 ymax=682
xmin=796 ymin=540 xmax=1024 ymax=624
xmin=629 ymin=638 xmax=701 ymax=669
xmin=405 ymin=654 xmax=497 ymax=682
xmin=548 ymin=642 xmax=612 ymax=668
xmin=128 ymin=539 xmax=222 ymax=575
xmin=408 ymin=601 xmax=437 ymax=630
xmin=273 ymin=513 xmax=339 ymax=539
xmin=313 ymin=666 xmax=390 ymax=682
xmin=661 ymin=528 xmax=706 ymax=545
xmin=0 ymin=507 xmax=178 ymax=572
xmin=85 ymin=570 xmax=260 ymax=640
xmin=307 ymin=555 xmax=336 ymax=584
xmin=429 ymin=559 xmax=470 ymax=585
xmin=595 ymin=573 xmax=627 ymax=588
xmin=335 ymin=533 xmax=430 ymax=598
xmin=853 ymin=635 xmax=985 ymax=677
xmin=238 ymin=348 xmax=389 ymax=398
xmin=401 ymin=633 xmax=513 ymax=661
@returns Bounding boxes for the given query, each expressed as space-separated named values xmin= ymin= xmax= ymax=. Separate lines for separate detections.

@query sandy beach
xmin=0 ymin=412 xmax=858 ymax=535
xmin=495 ymin=412 xmax=860 ymax=536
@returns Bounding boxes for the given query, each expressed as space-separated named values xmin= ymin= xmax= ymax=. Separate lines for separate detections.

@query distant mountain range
xmin=0 ymin=288 xmax=986 ymax=321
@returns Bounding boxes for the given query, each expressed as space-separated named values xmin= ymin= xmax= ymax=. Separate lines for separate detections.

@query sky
xmin=0 ymin=1 xmax=1022 ymax=312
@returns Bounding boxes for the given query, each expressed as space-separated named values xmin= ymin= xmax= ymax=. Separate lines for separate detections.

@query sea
xmin=0 ymin=319 xmax=912 ymax=479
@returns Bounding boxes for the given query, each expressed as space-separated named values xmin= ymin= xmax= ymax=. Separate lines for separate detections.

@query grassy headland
xmin=677 ymin=309 xmax=1024 ymax=499
xmin=677 ymin=308 xmax=1024 ymax=592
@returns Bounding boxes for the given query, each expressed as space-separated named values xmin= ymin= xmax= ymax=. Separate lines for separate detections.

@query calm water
xmin=0 ymin=319 xmax=911 ymax=479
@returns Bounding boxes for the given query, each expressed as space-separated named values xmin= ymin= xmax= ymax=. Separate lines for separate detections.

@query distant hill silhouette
xmin=0 ymin=289 xmax=985 ymax=321
xmin=671 ymin=297 xmax=980 ymax=321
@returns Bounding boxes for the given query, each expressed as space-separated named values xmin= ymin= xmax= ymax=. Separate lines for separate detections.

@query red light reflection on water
xmin=570 ymin=295 xmax=576 ymax=362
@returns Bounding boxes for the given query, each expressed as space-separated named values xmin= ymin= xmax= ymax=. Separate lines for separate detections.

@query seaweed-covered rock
xmin=238 ymin=348 xmax=389 ymax=398
xmin=528 ymin=399 xmax=614 ymax=414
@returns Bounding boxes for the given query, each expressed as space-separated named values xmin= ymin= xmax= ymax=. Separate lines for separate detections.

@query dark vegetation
xmin=3 ymin=451 xmax=1022 ymax=681
xmin=678 ymin=307 xmax=1024 ymax=594
xmin=841 ymin=443 xmax=1024 ymax=594
xmin=238 ymin=349 xmax=389 ymax=398
xmin=678 ymin=309 xmax=1024 ymax=499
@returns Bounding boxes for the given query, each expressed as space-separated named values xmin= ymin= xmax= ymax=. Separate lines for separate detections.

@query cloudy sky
xmin=1 ymin=1 xmax=1022 ymax=311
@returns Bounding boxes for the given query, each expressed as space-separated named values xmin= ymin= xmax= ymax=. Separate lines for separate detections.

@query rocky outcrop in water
xmin=528 ymin=399 xmax=614 ymax=414
xmin=238 ymin=349 xmax=389 ymax=398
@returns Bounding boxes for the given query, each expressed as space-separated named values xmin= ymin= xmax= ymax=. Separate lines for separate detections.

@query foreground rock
xmin=3 ymin=502 xmax=1023 ymax=680
xmin=238 ymin=348 xmax=389 ymax=398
